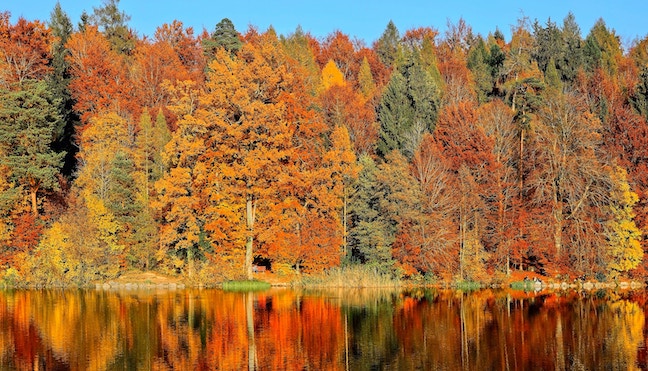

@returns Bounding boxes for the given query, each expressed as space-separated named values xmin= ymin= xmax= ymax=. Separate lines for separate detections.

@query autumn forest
xmin=1 ymin=0 xmax=648 ymax=286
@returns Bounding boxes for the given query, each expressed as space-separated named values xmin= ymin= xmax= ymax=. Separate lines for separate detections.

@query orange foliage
xmin=154 ymin=20 xmax=205 ymax=81
xmin=319 ymin=84 xmax=378 ymax=155
xmin=66 ymin=26 xmax=135 ymax=125
xmin=317 ymin=31 xmax=358 ymax=83
xmin=0 ymin=14 xmax=52 ymax=84
xmin=131 ymin=39 xmax=191 ymax=110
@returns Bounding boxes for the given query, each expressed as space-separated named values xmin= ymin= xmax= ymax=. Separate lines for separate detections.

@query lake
xmin=0 ymin=287 xmax=646 ymax=370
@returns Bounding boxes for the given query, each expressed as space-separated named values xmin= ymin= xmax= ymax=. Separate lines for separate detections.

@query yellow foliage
xmin=76 ymin=112 xmax=129 ymax=201
xmin=321 ymin=59 xmax=346 ymax=90
xmin=606 ymin=166 xmax=643 ymax=275
xmin=26 ymin=222 xmax=69 ymax=285
xmin=83 ymin=190 xmax=123 ymax=254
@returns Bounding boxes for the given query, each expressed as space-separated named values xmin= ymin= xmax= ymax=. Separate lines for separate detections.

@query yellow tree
xmin=75 ymin=112 xmax=129 ymax=202
xmin=606 ymin=166 xmax=643 ymax=276
xmin=321 ymin=59 xmax=346 ymax=90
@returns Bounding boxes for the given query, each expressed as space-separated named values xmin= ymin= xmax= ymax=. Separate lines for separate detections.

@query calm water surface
xmin=0 ymin=287 xmax=646 ymax=370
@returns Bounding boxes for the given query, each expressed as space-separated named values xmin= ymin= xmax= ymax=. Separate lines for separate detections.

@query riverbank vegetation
xmin=1 ymin=1 xmax=648 ymax=288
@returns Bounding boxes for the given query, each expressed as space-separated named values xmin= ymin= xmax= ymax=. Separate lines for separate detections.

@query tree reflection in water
xmin=0 ymin=288 xmax=645 ymax=370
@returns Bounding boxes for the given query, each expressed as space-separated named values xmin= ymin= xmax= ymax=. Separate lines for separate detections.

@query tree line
xmin=1 ymin=0 xmax=648 ymax=285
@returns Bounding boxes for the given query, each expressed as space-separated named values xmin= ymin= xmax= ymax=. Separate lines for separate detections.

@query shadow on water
xmin=0 ymin=287 xmax=646 ymax=370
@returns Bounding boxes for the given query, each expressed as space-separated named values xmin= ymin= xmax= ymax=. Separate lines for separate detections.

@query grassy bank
xmin=221 ymin=280 xmax=272 ymax=291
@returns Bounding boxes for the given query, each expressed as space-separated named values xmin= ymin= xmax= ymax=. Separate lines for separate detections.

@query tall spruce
xmin=377 ymin=55 xmax=440 ymax=158
xmin=559 ymin=12 xmax=584 ymax=83
xmin=48 ymin=2 xmax=79 ymax=177
xmin=375 ymin=21 xmax=400 ymax=68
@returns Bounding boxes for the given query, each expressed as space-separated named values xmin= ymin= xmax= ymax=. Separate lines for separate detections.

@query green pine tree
xmin=0 ymin=81 xmax=64 ymax=215
xmin=203 ymin=18 xmax=242 ymax=57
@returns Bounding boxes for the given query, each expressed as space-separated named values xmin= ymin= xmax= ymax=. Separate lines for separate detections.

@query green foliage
xmin=107 ymin=151 xmax=141 ymax=222
xmin=347 ymin=155 xmax=396 ymax=273
xmin=559 ymin=12 xmax=584 ymax=83
xmin=48 ymin=3 xmax=79 ymax=177
xmin=630 ymin=68 xmax=648 ymax=120
xmin=583 ymin=19 xmax=622 ymax=75
xmin=509 ymin=281 xmax=534 ymax=290
xmin=0 ymin=80 xmax=65 ymax=214
xmin=358 ymin=56 xmax=376 ymax=98
xmin=375 ymin=20 xmax=400 ymax=68
xmin=203 ymin=18 xmax=242 ymax=56
xmin=467 ymin=37 xmax=493 ymax=102
xmin=280 ymin=26 xmax=321 ymax=95
xmin=544 ymin=58 xmax=563 ymax=92
xmin=453 ymin=280 xmax=482 ymax=291
xmin=91 ymin=0 xmax=134 ymax=54
xmin=377 ymin=56 xmax=440 ymax=157
xmin=377 ymin=70 xmax=410 ymax=156
xmin=533 ymin=18 xmax=564 ymax=74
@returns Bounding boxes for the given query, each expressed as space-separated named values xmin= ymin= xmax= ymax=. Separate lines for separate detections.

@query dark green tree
xmin=48 ymin=2 xmax=79 ymax=177
xmin=78 ymin=10 xmax=89 ymax=31
xmin=377 ymin=70 xmax=410 ymax=156
xmin=544 ymin=58 xmax=563 ymax=92
xmin=467 ymin=37 xmax=493 ymax=102
xmin=202 ymin=18 xmax=242 ymax=56
xmin=91 ymin=0 xmax=134 ymax=54
xmin=347 ymin=155 xmax=395 ymax=271
xmin=0 ymin=81 xmax=64 ymax=215
xmin=583 ymin=34 xmax=603 ymax=72
xmin=374 ymin=20 xmax=400 ymax=68
xmin=631 ymin=68 xmax=648 ymax=120
xmin=533 ymin=18 xmax=564 ymax=74
xmin=377 ymin=56 xmax=440 ymax=158
xmin=583 ymin=19 xmax=622 ymax=75
xmin=107 ymin=151 xmax=140 ymax=224
xmin=559 ymin=12 xmax=584 ymax=83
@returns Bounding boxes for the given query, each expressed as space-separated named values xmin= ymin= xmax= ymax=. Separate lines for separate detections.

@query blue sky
xmin=4 ymin=1 xmax=648 ymax=49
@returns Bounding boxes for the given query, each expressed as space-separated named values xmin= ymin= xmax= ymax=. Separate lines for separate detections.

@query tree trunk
xmin=554 ymin=211 xmax=563 ymax=258
xmin=30 ymin=187 xmax=38 ymax=216
xmin=246 ymin=197 xmax=256 ymax=280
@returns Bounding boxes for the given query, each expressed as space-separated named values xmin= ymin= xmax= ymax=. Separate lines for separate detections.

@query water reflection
xmin=0 ymin=288 xmax=646 ymax=370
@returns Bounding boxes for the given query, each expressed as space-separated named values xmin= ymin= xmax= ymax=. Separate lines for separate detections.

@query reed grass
xmin=299 ymin=265 xmax=401 ymax=288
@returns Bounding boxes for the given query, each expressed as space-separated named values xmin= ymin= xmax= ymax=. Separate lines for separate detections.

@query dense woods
xmin=2 ymin=0 xmax=648 ymax=285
